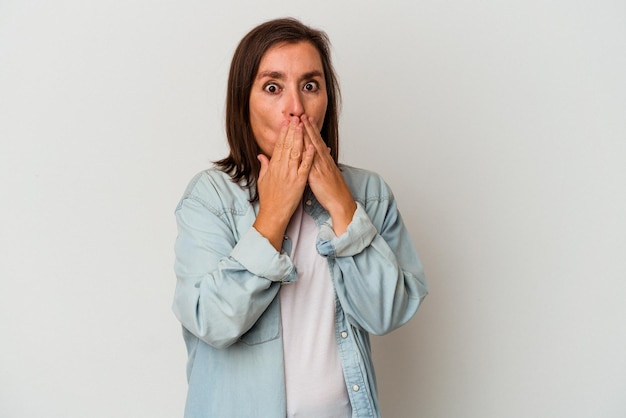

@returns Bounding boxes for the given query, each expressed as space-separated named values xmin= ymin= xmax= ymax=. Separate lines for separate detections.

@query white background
xmin=1 ymin=1 xmax=625 ymax=417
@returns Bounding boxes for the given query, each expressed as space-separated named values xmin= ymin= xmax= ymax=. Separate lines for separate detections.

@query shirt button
xmin=341 ymin=331 xmax=348 ymax=339
xmin=283 ymin=235 xmax=289 ymax=241
xmin=352 ymin=384 xmax=360 ymax=392
xmin=305 ymin=199 xmax=312 ymax=206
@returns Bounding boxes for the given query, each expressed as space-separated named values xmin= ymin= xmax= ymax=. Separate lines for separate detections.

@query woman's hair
xmin=215 ymin=17 xmax=341 ymax=197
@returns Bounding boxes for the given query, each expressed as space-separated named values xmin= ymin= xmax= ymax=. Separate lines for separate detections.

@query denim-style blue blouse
xmin=173 ymin=164 xmax=428 ymax=417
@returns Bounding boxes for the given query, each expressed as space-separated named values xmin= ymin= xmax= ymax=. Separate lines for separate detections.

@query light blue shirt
xmin=173 ymin=164 xmax=428 ymax=417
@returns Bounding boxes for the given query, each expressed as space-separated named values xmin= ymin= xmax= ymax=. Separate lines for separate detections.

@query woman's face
xmin=249 ymin=41 xmax=328 ymax=157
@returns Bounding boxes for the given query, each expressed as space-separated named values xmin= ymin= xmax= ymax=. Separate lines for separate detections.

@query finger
xmin=301 ymin=117 xmax=333 ymax=173
xmin=298 ymin=143 xmax=315 ymax=174
xmin=257 ymin=154 xmax=269 ymax=178
xmin=289 ymin=122 xmax=305 ymax=163
xmin=301 ymin=115 xmax=327 ymax=154
xmin=283 ymin=120 xmax=295 ymax=150
xmin=303 ymin=130 xmax=330 ymax=172
xmin=272 ymin=121 xmax=290 ymax=162
xmin=278 ymin=117 xmax=299 ymax=164
xmin=303 ymin=126 xmax=313 ymax=150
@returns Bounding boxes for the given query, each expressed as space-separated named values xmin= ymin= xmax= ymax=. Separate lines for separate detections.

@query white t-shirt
xmin=280 ymin=203 xmax=352 ymax=418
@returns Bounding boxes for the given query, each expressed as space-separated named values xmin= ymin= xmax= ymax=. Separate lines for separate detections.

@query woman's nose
xmin=286 ymin=91 xmax=305 ymax=118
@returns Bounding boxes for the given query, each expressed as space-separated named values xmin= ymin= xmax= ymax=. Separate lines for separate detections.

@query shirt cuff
xmin=230 ymin=227 xmax=297 ymax=283
xmin=316 ymin=202 xmax=378 ymax=258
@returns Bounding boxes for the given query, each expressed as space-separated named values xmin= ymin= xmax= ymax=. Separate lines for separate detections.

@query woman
xmin=173 ymin=17 xmax=428 ymax=418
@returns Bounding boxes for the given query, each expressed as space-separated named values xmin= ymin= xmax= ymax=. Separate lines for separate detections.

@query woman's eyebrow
xmin=300 ymin=70 xmax=324 ymax=80
xmin=257 ymin=70 xmax=284 ymax=80
xmin=256 ymin=70 xmax=324 ymax=80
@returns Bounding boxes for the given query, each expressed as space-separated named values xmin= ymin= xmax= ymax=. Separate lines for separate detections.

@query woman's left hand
xmin=301 ymin=115 xmax=357 ymax=236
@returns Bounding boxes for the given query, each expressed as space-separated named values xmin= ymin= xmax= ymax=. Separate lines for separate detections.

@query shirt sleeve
xmin=172 ymin=175 xmax=297 ymax=349
xmin=316 ymin=203 xmax=378 ymax=257
xmin=316 ymin=182 xmax=428 ymax=336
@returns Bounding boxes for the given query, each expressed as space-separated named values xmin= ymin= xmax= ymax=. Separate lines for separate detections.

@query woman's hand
xmin=301 ymin=115 xmax=357 ymax=236
xmin=254 ymin=117 xmax=315 ymax=250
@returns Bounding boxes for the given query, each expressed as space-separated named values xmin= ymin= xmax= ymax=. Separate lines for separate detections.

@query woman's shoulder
xmin=177 ymin=166 xmax=251 ymax=211
xmin=338 ymin=164 xmax=394 ymax=201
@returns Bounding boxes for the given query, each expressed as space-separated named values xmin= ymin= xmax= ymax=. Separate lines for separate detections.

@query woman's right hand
xmin=253 ymin=117 xmax=314 ymax=251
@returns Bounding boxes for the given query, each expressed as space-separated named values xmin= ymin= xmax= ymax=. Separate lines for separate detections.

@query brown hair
xmin=215 ymin=17 xmax=341 ymax=198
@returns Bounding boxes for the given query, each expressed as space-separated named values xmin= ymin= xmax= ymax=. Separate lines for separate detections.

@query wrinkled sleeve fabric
xmin=316 ymin=174 xmax=428 ymax=336
xmin=172 ymin=172 xmax=297 ymax=349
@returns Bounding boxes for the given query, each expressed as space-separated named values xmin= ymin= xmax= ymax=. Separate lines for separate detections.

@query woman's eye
xmin=264 ymin=83 xmax=280 ymax=94
xmin=304 ymin=81 xmax=319 ymax=92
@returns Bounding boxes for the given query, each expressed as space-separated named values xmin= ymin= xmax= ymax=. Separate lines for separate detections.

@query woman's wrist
xmin=328 ymin=200 xmax=357 ymax=237
xmin=253 ymin=209 xmax=290 ymax=251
